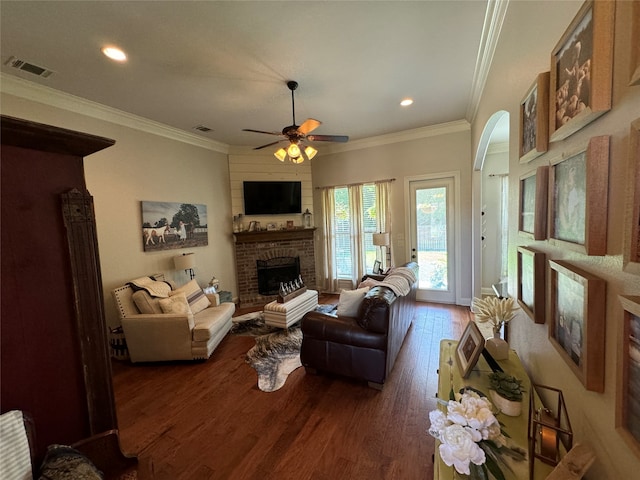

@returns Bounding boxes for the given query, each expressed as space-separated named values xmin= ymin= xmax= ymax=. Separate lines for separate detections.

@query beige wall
xmin=312 ymin=122 xmax=473 ymax=304
xmin=472 ymin=1 xmax=640 ymax=477
xmin=1 ymin=91 xmax=237 ymax=329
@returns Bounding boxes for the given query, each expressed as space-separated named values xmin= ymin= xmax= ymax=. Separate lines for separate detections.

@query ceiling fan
xmin=243 ymin=80 xmax=349 ymax=163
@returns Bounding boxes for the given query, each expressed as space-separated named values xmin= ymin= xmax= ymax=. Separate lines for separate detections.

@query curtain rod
xmin=315 ymin=178 xmax=396 ymax=190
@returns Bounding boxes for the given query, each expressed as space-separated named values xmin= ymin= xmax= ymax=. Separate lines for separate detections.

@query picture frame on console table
xmin=519 ymin=166 xmax=548 ymax=240
xmin=519 ymin=72 xmax=549 ymax=163
xmin=549 ymin=136 xmax=609 ymax=255
xmin=548 ymin=260 xmax=605 ymax=392
xmin=549 ymin=0 xmax=614 ymax=142
xmin=456 ymin=321 xmax=484 ymax=378
xmin=617 ymin=295 xmax=640 ymax=459
xmin=517 ymin=246 xmax=546 ymax=324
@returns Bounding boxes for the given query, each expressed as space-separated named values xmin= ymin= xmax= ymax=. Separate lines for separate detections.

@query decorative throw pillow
xmin=159 ymin=292 xmax=192 ymax=315
xmin=38 ymin=444 xmax=103 ymax=480
xmin=170 ymin=279 xmax=211 ymax=315
xmin=131 ymin=290 xmax=163 ymax=314
xmin=336 ymin=286 xmax=370 ymax=317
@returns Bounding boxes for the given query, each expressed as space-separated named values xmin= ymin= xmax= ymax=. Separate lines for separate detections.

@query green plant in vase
xmin=488 ymin=372 xmax=525 ymax=416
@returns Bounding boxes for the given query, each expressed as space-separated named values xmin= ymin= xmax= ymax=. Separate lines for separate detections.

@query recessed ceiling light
xmin=102 ymin=46 xmax=127 ymax=62
xmin=400 ymin=98 xmax=414 ymax=107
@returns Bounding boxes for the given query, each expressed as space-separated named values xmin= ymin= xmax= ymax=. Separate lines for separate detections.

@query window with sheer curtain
xmin=319 ymin=180 xmax=391 ymax=292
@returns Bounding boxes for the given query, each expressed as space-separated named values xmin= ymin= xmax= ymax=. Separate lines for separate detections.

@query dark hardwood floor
xmin=111 ymin=298 xmax=473 ymax=479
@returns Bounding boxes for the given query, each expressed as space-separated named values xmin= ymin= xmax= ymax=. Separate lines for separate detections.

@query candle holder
xmin=528 ymin=384 xmax=573 ymax=478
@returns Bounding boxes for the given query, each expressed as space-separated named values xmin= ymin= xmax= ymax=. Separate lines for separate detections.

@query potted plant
xmin=488 ymin=371 xmax=525 ymax=416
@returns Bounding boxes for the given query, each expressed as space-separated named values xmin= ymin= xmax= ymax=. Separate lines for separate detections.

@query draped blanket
xmin=358 ymin=266 xmax=417 ymax=296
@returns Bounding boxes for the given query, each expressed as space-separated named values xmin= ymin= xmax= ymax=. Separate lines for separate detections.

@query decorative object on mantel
xmin=428 ymin=390 xmax=526 ymax=479
xmin=302 ymin=208 xmax=313 ymax=228
xmin=174 ymin=252 xmax=196 ymax=280
xmin=488 ymin=371 xmax=525 ymax=417
xmin=471 ymin=296 xmax=519 ymax=360
xmin=233 ymin=213 xmax=244 ymax=233
xmin=528 ymin=384 xmax=573 ymax=478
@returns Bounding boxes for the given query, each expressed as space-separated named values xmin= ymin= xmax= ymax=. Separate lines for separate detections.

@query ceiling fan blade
xmin=243 ymin=128 xmax=282 ymax=136
xmin=298 ymin=118 xmax=321 ymax=135
xmin=307 ymin=134 xmax=349 ymax=143
xmin=254 ymin=140 xmax=285 ymax=150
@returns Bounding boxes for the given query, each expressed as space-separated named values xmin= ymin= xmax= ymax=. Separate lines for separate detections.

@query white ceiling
xmin=1 ymin=1 xmax=509 ymax=149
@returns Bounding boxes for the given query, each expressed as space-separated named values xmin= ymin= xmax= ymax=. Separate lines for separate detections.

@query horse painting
xmin=143 ymin=225 xmax=170 ymax=245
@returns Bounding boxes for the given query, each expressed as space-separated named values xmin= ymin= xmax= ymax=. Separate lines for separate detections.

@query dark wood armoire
xmin=1 ymin=115 xmax=126 ymax=465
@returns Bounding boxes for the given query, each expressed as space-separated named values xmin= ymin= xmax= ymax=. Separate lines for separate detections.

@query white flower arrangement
xmin=471 ymin=296 xmax=519 ymax=335
xmin=428 ymin=391 xmax=525 ymax=479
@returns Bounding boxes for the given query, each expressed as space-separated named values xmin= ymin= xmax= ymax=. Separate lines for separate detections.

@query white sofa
xmin=112 ymin=276 xmax=235 ymax=363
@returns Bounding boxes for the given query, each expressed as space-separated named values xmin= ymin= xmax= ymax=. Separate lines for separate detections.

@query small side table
xmin=218 ymin=291 xmax=233 ymax=303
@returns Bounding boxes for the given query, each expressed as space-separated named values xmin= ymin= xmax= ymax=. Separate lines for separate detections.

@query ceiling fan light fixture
xmin=304 ymin=146 xmax=318 ymax=160
xmin=274 ymin=148 xmax=287 ymax=162
xmin=287 ymin=143 xmax=301 ymax=158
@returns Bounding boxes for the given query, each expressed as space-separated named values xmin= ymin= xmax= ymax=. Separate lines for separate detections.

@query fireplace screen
xmin=257 ymin=257 xmax=300 ymax=295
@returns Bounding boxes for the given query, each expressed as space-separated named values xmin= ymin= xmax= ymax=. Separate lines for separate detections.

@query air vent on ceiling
xmin=193 ymin=125 xmax=212 ymax=132
xmin=4 ymin=56 xmax=54 ymax=78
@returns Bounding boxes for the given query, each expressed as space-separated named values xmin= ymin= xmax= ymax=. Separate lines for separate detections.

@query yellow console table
xmin=434 ymin=339 xmax=553 ymax=480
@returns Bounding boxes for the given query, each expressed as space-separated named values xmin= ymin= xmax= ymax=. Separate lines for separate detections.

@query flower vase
xmin=485 ymin=329 xmax=509 ymax=360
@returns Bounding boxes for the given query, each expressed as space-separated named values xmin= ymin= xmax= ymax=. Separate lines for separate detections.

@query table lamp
xmin=174 ymin=252 xmax=196 ymax=280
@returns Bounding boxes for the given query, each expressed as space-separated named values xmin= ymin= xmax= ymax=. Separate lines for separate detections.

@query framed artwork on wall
xmin=519 ymin=72 xmax=549 ymax=163
xmin=516 ymin=246 xmax=546 ymax=324
xmin=548 ymin=260 xmax=606 ymax=392
xmin=617 ymin=295 xmax=640 ymax=458
xmin=141 ymin=201 xmax=208 ymax=252
xmin=518 ymin=166 xmax=548 ymax=240
xmin=624 ymin=118 xmax=640 ymax=274
xmin=549 ymin=135 xmax=609 ymax=255
xmin=456 ymin=321 xmax=484 ymax=378
xmin=549 ymin=0 xmax=615 ymax=142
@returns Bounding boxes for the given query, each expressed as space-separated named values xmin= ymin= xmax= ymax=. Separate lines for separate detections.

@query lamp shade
xmin=274 ymin=148 xmax=287 ymax=162
xmin=174 ymin=253 xmax=195 ymax=270
xmin=373 ymin=232 xmax=390 ymax=246
xmin=304 ymin=145 xmax=318 ymax=160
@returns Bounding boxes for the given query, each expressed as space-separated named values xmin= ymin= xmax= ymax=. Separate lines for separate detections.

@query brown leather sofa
xmin=300 ymin=262 xmax=418 ymax=389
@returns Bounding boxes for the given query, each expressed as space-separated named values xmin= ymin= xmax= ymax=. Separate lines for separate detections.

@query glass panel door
xmin=409 ymin=177 xmax=456 ymax=303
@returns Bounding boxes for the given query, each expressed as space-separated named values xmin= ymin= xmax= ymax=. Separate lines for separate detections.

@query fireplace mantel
xmin=234 ymin=228 xmax=316 ymax=307
xmin=234 ymin=228 xmax=316 ymax=244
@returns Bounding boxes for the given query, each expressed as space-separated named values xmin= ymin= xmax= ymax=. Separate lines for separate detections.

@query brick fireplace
xmin=234 ymin=228 xmax=316 ymax=307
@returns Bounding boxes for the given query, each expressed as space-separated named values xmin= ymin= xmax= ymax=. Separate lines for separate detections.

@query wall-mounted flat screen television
xmin=243 ymin=181 xmax=302 ymax=215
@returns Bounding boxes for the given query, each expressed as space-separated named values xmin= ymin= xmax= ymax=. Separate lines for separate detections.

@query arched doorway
xmin=472 ymin=111 xmax=510 ymax=299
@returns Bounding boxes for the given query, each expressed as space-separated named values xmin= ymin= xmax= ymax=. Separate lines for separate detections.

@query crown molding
xmin=1 ymin=73 xmax=472 ymax=157
xmin=0 ymin=73 xmax=229 ymax=154
xmin=466 ymin=0 xmax=509 ymax=123
xmin=319 ymin=120 xmax=471 ymax=155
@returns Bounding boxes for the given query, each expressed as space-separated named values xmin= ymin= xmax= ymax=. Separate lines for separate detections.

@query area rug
xmin=231 ymin=304 xmax=336 ymax=392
